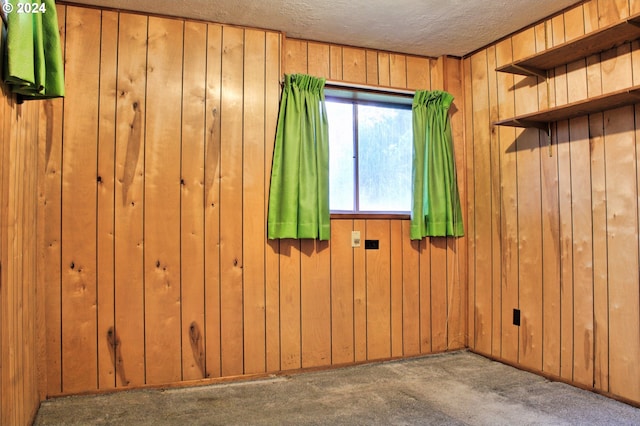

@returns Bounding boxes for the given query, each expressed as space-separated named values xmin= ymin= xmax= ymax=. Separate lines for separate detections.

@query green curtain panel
xmin=410 ymin=90 xmax=464 ymax=239
xmin=267 ymin=74 xmax=330 ymax=240
xmin=2 ymin=0 xmax=64 ymax=99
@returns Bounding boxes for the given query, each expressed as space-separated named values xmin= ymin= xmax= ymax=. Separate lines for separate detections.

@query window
xmin=326 ymin=91 xmax=413 ymax=214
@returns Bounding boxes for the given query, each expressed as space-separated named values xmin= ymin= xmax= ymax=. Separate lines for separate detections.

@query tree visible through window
xmin=326 ymin=97 xmax=412 ymax=214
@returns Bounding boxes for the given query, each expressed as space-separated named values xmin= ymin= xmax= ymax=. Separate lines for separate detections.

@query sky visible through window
xmin=326 ymin=99 xmax=412 ymax=213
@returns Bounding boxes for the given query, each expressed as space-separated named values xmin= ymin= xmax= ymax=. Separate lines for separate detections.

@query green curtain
xmin=267 ymin=74 xmax=330 ymax=240
xmin=410 ymin=90 xmax=463 ymax=239
xmin=2 ymin=0 xmax=65 ymax=99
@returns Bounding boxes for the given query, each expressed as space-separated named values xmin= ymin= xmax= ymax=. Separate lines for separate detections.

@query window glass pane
xmin=326 ymin=101 xmax=355 ymax=211
xmin=358 ymin=104 xmax=412 ymax=212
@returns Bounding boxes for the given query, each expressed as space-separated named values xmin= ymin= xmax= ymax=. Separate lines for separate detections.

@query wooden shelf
xmin=497 ymin=13 xmax=640 ymax=77
xmin=492 ymin=85 xmax=640 ymax=130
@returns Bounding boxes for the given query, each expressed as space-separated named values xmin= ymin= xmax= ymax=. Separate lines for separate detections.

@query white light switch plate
xmin=352 ymin=231 xmax=361 ymax=248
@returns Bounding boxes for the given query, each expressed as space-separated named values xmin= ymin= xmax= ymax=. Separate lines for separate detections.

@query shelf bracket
xmin=510 ymin=64 xmax=547 ymax=79
xmin=511 ymin=119 xmax=550 ymax=133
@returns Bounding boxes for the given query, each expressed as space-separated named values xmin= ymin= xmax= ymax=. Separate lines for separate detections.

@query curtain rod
xmin=324 ymin=79 xmax=415 ymax=96
xmin=280 ymin=77 xmax=416 ymax=97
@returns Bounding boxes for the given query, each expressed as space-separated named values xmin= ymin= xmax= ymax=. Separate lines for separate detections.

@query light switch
xmin=351 ymin=231 xmax=361 ymax=248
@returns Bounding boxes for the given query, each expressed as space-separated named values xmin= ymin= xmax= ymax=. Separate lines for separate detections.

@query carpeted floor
xmin=34 ymin=351 xmax=640 ymax=425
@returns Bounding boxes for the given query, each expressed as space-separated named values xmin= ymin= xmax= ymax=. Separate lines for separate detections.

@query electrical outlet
xmin=351 ymin=231 xmax=361 ymax=248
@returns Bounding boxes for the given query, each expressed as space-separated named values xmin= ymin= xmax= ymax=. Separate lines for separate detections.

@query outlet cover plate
xmin=351 ymin=231 xmax=361 ymax=248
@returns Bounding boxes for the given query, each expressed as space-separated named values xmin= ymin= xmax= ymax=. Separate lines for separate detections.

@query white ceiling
xmin=66 ymin=0 xmax=580 ymax=57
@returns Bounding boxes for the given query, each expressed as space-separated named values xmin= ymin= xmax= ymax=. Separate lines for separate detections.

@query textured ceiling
xmin=66 ymin=0 xmax=580 ymax=57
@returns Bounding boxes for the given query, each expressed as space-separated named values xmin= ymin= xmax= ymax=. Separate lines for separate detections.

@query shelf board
xmin=493 ymin=85 xmax=640 ymax=129
xmin=496 ymin=13 xmax=640 ymax=77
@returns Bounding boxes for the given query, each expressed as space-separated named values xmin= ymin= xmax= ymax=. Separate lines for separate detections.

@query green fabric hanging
xmin=267 ymin=74 xmax=330 ymax=240
xmin=410 ymin=90 xmax=463 ymax=239
xmin=3 ymin=0 xmax=65 ymax=99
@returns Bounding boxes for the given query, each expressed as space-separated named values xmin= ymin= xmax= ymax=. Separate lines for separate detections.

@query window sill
xmin=330 ymin=213 xmax=411 ymax=220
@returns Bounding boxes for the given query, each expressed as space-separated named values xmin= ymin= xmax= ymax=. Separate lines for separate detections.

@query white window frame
xmin=325 ymin=86 xmax=414 ymax=216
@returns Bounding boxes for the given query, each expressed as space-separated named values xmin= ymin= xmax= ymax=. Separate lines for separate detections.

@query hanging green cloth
xmin=267 ymin=74 xmax=330 ymax=240
xmin=410 ymin=90 xmax=463 ymax=239
xmin=2 ymin=0 xmax=65 ymax=99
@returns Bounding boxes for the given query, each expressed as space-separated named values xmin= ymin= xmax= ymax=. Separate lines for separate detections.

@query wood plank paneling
xmin=144 ymin=16 xmax=184 ymax=385
xmin=466 ymin=0 xmax=640 ymax=406
xmin=204 ymin=23 xmax=223 ymax=379
xmin=569 ymin=116 xmax=594 ymax=387
xmin=390 ymin=54 xmax=408 ymax=88
xmin=181 ymin=20 xmax=207 ymax=382
xmin=463 ymin=57 xmax=476 ymax=351
xmin=301 ymin=241 xmax=331 ymax=367
xmin=598 ymin=0 xmax=629 ymax=25
xmin=2 ymin=33 xmax=41 ymax=426
xmin=589 ymin=112 xmax=608 ymax=393
xmin=557 ymin=132 xmax=574 ymax=381
xmin=280 ymin=240 xmax=302 ymax=370
xmin=204 ymin=24 xmax=222 ymax=377
xmin=219 ymin=26 xmax=245 ymax=377
xmin=507 ymin=22 xmax=544 ymax=369
xmin=331 ymin=220 xmax=355 ymax=364
xmin=604 ymin=106 xmax=640 ymax=402
xmin=515 ymin=126 xmax=543 ymax=372
xmin=308 ymin=42 xmax=331 ymax=79
xmin=430 ymin=237 xmax=448 ymax=353
xmin=445 ymin=56 xmax=466 ymax=351
xmin=366 ymin=50 xmax=379 ymax=85
xmin=365 ymin=220 xmax=391 ymax=360
xmin=284 ymin=39 xmax=307 ymax=75
xmin=378 ymin=53 xmax=391 ymax=86
xmin=487 ymin=45 xmax=501 ymax=358
xmin=402 ymin=222 xmax=421 ymax=356
xmin=41 ymin=5 xmax=66 ymax=398
xmin=243 ymin=28 xmax=267 ymax=375
xmin=540 ymin=125 xmax=561 ymax=377
xmin=60 ymin=6 xmax=100 ymax=393
xmin=343 ymin=47 xmax=367 ymax=83
xmin=495 ymin=39 xmax=520 ymax=364
xmin=390 ymin=221 xmax=404 ymax=357
xmin=114 ymin=12 xmax=148 ymax=388
xmin=470 ymin=50 xmax=492 ymax=355
xmin=406 ymin=57 xmax=429 ymax=90
xmin=264 ymin=31 xmax=282 ymax=373
xmin=97 ymin=10 xmax=118 ymax=391
xmin=353 ymin=219 xmax=367 ymax=362
xmin=419 ymin=238 xmax=432 ymax=354
xmin=330 ymin=45 xmax=343 ymax=80
xmin=39 ymin=8 xmax=466 ymax=400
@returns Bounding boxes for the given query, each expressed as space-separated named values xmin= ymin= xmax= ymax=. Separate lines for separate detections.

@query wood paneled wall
xmin=39 ymin=5 xmax=467 ymax=396
xmin=41 ymin=4 xmax=282 ymax=395
xmin=465 ymin=0 xmax=640 ymax=405
xmin=0 ymin=83 xmax=41 ymax=422
xmin=283 ymin=39 xmax=468 ymax=362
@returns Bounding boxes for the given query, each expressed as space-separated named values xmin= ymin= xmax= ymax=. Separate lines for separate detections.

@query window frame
xmin=325 ymin=86 xmax=414 ymax=218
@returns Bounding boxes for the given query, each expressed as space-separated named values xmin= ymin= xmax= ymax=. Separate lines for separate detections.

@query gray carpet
xmin=34 ymin=351 xmax=640 ymax=425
